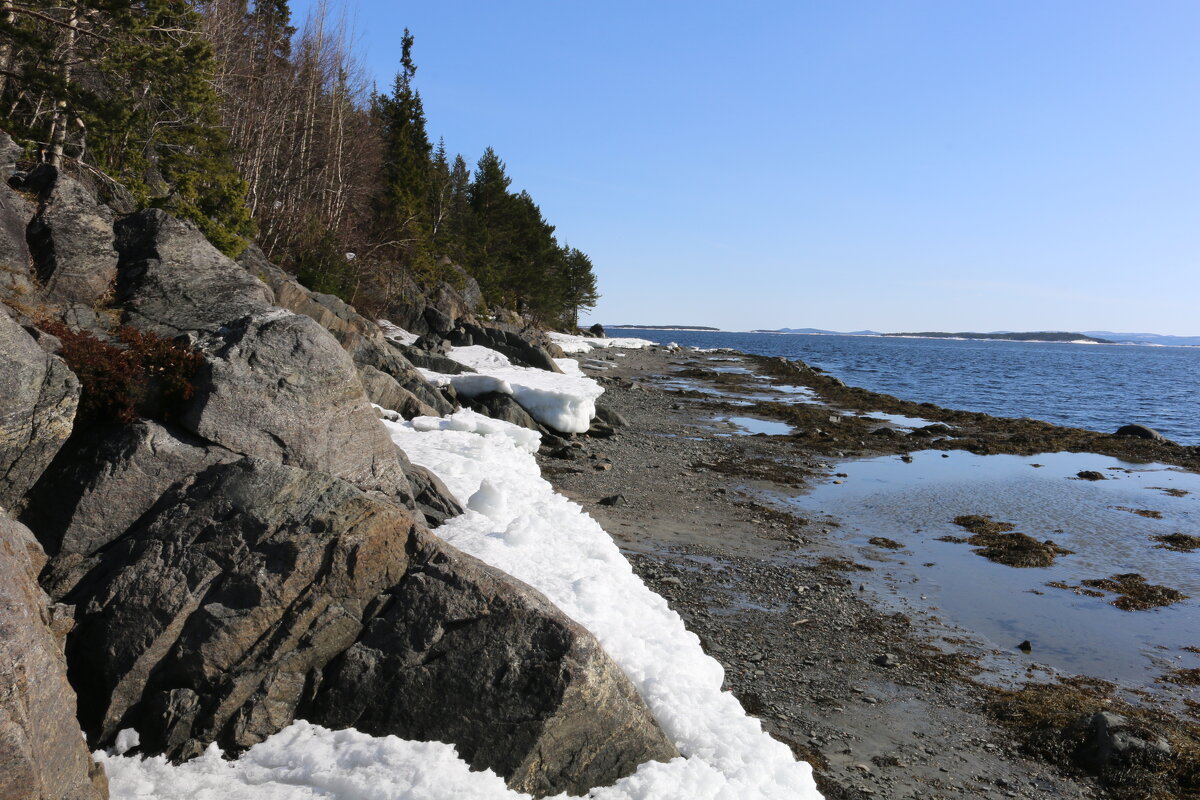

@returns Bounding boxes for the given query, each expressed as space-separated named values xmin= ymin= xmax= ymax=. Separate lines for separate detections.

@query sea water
xmin=611 ymin=329 xmax=1200 ymax=444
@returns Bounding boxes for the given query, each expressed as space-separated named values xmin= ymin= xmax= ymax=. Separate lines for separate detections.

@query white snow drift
xmin=547 ymin=331 xmax=655 ymax=354
xmin=418 ymin=345 xmax=604 ymax=434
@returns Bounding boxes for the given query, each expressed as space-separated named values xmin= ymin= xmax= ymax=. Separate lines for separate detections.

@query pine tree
xmin=559 ymin=246 xmax=600 ymax=328
xmin=374 ymin=28 xmax=433 ymax=279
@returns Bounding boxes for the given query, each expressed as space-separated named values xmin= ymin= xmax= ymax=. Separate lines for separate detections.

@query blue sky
xmin=291 ymin=1 xmax=1199 ymax=333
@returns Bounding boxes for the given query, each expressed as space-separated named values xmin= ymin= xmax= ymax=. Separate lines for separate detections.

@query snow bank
xmin=382 ymin=412 xmax=821 ymax=799
xmin=548 ymin=331 xmax=655 ymax=354
xmin=100 ymin=408 xmax=821 ymax=800
xmin=376 ymin=319 xmax=419 ymax=346
xmin=419 ymin=345 xmax=604 ymax=434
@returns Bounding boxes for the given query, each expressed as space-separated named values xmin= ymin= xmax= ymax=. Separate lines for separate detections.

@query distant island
xmin=885 ymin=331 xmax=1113 ymax=344
xmin=612 ymin=324 xmax=721 ymax=331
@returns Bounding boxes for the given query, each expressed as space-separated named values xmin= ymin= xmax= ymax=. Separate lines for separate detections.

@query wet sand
xmin=539 ymin=345 xmax=1200 ymax=800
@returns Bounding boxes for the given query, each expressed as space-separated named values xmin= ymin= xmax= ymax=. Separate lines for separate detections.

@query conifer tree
xmin=374 ymin=28 xmax=433 ymax=279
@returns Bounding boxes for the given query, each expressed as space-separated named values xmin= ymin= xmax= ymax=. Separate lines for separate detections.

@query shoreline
xmin=541 ymin=342 xmax=1200 ymax=799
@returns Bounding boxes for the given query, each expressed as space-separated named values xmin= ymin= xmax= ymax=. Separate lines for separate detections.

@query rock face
xmin=20 ymin=421 xmax=234 ymax=597
xmin=357 ymin=364 xmax=439 ymax=419
xmin=64 ymin=459 xmax=674 ymax=795
xmin=0 ymin=182 xmax=34 ymax=298
xmin=0 ymin=306 xmax=80 ymax=511
xmin=181 ymin=310 xmax=411 ymax=497
xmin=115 ymin=210 xmax=274 ymax=336
xmin=0 ymin=517 xmax=107 ymax=800
xmin=26 ymin=166 xmax=118 ymax=305
xmin=239 ymin=244 xmax=454 ymax=417
xmin=307 ymin=528 xmax=678 ymax=797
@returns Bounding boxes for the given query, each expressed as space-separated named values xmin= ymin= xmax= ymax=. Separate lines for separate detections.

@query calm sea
xmin=608 ymin=329 xmax=1200 ymax=446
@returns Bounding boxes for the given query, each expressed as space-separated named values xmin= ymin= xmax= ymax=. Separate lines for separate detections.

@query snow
xmin=98 ymin=407 xmax=822 ymax=800
xmin=378 ymin=413 xmax=821 ymax=799
xmin=419 ymin=345 xmax=604 ymax=434
xmin=548 ymin=331 xmax=655 ymax=354
xmin=376 ymin=319 xmax=419 ymax=346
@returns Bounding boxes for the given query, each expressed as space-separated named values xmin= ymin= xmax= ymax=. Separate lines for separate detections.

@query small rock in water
xmin=1017 ymin=640 xmax=1033 ymax=652
xmin=900 ymin=455 xmax=913 ymax=463
xmin=1114 ymin=423 xmax=1166 ymax=442
xmin=1076 ymin=470 xmax=1106 ymax=481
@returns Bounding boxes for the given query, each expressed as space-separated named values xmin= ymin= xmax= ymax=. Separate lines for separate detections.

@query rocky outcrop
xmin=0 ymin=183 xmax=34 ymax=299
xmin=239 ymin=244 xmax=454 ymax=417
xmin=20 ymin=421 xmax=235 ymax=597
xmin=309 ymin=527 xmax=679 ymax=797
xmin=180 ymin=310 xmax=412 ymax=498
xmin=64 ymin=458 xmax=673 ymax=795
xmin=403 ymin=462 xmax=463 ymax=527
xmin=26 ymin=166 xmax=119 ymax=306
xmin=0 ymin=306 xmax=80 ymax=511
xmin=115 ymin=210 xmax=274 ymax=336
xmin=0 ymin=517 xmax=107 ymax=800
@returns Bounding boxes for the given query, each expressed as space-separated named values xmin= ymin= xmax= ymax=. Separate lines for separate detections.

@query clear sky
xmin=290 ymin=0 xmax=1199 ymax=334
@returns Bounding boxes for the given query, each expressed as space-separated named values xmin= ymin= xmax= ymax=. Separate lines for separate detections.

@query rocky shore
xmin=541 ymin=345 xmax=1200 ymax=800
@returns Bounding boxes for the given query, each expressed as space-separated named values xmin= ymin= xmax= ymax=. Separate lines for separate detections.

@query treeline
xmin=0 ymin=0 xmax=598 ymax=327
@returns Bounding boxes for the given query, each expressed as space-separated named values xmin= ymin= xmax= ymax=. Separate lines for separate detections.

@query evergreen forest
xmin=0 ymin=0 xmax=599 ymax=328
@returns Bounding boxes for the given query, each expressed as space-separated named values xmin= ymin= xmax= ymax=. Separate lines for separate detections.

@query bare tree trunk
xmin=0 ymin=0 xmax=15 ymax=97
xmin=47 ymin=0 xmax=79 ymax=166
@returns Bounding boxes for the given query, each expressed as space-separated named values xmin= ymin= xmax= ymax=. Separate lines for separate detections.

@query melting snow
xmin=548 ymin=331 xmax=655 ymax=354
xmin=419 ymin=345 xmax=604 ymax=434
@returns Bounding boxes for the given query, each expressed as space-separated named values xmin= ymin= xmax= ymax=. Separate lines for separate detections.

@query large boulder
xmin=239 ymin=244 xmax=454 ymax=417
xmin=65 ymin=459 xmax=674 ymax=795
xmin=180 ymin=310 xmax=411 ymax=498
xmin=26 ymin=166 xmax=118 ymax=305
xmin=115 ymin=209 xmax=274 ymax=336
xmin=0 ymin=306 xmax=79 ymax=511
xmin=308 ymin=528 xmax=678 ymax=797
xmin=20 ymin=421 xmax=234 ymax=597
xmin=0 ymin=517 xmax=107 ymax=800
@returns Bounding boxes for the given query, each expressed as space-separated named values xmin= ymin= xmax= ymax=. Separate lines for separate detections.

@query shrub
xmin=39 ymin=320 xmax=205 ymax=425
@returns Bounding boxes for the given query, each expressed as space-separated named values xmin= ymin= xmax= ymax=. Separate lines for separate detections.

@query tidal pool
xmin=790 ymin=450 xmax=1200 ymax=688
xmin=712 ymin=416 xmax=795 ymax=436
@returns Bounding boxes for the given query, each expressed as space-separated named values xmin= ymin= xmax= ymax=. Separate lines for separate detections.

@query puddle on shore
xmin=712 ymin=416 xmax=795 ymax=436
xmin=789 ymin=450 xmax=1200 ymax=689
xmin=851 ymin=410 xmax=935 ymax=429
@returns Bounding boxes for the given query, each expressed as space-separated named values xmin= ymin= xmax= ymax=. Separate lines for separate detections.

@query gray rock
xmin=0 ymin=306 xmax=79 ymax=511
xmin=357 ymin=365 xmax=439 ymax=419
xmin=423 ymin=305 xmax=454 ymax=334
xmin=0 ymin=182 xmax=34 ymax=300
xmin=598 ymin=494 xmax=627 ymax=507
xmin=0 ymin=517 xmax=107 ymax=800
xmin=588 ymin=323 xmax=606 ymax=338
xmin=462 ymin=392 xmax=542 ymax=432
xmin=0 ymin=130 xmax=23 ymax=176
xmin=181 ymin=310 xmax=411 ymax=498
xmin=238 ymin=245 xmax=453 ymax=417
xmin=66 ymin=459 xmax=674 ymax=795
xmin=20 ymin=421 xmax=234 ymax=597
xmin=26 ymin=166 xmax=118 ymax=305
xmin=1072 ymin=711 xmax=1172 ymax=772
xmin=307 ymin=526 xmax=678 ymax=797
xmin=1076 ymin=470 xmax=1106 ymax=481
xmin=65 ymin=458 xmax=419 ymax=758
xmin=115 ymin=209 xmax=274 ymax=336
xmin=1114 ymin=424 xmax=1167 ymax=442
xmin=403 ymin=462 xmax=463 ymax=527
xmin=402 ymin=346 xmax=476 ymax=375
xmin=595 ymin=404 xmax=629 ymax=428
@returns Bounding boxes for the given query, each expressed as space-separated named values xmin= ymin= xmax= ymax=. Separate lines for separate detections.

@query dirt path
xmin=537 ymin=344 xmax=1194 ymax=799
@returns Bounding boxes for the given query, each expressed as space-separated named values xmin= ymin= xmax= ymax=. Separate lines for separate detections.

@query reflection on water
xmin=712 ymin=416 xmax=795 ymax=437
xmin=790 ymin=450 xmax=1200 ymax=687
